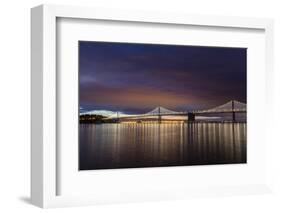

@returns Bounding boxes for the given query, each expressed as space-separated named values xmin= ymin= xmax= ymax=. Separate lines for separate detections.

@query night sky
xmin=79 ymin=41 xmax=246 ymax=114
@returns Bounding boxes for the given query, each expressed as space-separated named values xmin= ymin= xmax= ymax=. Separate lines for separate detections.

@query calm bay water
xmin=79 ymin=122 xmax=246 ymax=170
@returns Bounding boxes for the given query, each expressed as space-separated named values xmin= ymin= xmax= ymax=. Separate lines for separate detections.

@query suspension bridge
xmin=104 ymin=100 xmax=246 ymax=123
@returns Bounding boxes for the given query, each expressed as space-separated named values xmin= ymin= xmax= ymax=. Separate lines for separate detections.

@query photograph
xmin=79 ymin=41 xmax=247 ymax=170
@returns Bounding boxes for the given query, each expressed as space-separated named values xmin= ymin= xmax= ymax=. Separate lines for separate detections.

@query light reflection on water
xmin=79 ymin=123 xmax=246 ymax=170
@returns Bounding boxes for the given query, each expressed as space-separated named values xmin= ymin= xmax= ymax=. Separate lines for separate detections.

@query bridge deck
xmin=105 ymin=110 xmax=246 ymax=120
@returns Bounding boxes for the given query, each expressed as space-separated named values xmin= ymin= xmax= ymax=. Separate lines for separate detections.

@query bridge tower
xmin=158 ymin=107 xmax=162 ymax=124
xmin=231 ymin=100 xmax=236 ymax=122
xmin=187 ymin=112 xmax=195 ymax=122
xmin=116 ymin=111 xmax=120 ymax=123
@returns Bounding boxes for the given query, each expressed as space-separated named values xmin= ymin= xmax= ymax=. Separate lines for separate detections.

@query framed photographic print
xmin=31 ymin=4 xmax=274 ymax=208
xmin=78 ymin=41 xmax=247 ymax=170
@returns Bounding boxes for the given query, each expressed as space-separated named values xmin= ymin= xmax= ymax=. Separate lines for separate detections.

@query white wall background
xmin=0 ymin=0 xmax=280 ymax=212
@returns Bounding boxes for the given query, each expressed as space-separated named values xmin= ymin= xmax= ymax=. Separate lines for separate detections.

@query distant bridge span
xmin=105 ymin=100 xmax=246 ymax=122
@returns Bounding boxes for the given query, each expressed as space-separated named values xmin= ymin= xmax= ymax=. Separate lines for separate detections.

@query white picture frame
xmin=31 ymin=4 xmax=274 ymax=208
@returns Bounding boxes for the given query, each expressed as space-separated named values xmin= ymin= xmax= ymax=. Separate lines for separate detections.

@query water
xmin=79 ymin=122 xmax=247 ymax=170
